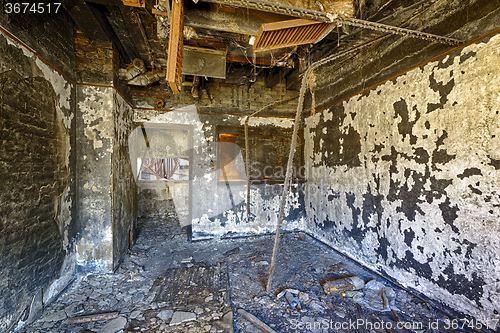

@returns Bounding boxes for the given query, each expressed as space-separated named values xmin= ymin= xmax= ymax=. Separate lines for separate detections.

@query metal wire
xmin=200 ymin=0 xmax=463 ymax=45
xmin=266 ymin=37 xmax=383 ymax=293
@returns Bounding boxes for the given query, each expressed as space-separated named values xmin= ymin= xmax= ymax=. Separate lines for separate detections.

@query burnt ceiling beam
xmin=120 ymin=7 xmax=154 ymax=66
xmin=87 ymin=2 xmax=132 ymax=63
xmin=198 ymin=0 xmax=463 ymax=45
xmin=264 ymin=66 xmax=292 ymax=88
xmin=105 ymin=6 xmax=143 ymax=61
xmin=185 ymin=3 xmax=294 ymax=36
xmin=62 ymin=0 xmax=110 ymax=42
xmin=198 ymin=0 xmax=340 ymax=22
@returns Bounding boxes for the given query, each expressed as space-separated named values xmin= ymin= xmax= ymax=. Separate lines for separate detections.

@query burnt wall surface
xmin=74 ymin=26 xmax=135 ymax=273
xmin=0 ymin=5 xmax=75 ymax=77
xmin=310 ymin=0 xmax=500 ymax=115
xmin=75 ymin=86 xmax=135 ymax=273
xmin=0 ymin=19 xmax=76 ymax=333
xmin=305 ymin=30 xmax=500 ymax=325
xmin=75 ymin=86 xmax=115 ymax=273
xmin=112 ymin=91 xmax=136 ymax=268
xmin=134 ymin=90 xmax=306 ymax=239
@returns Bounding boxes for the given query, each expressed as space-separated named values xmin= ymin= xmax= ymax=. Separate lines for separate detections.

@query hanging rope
xmin=266 ymin=37 xmax=386 ymax=293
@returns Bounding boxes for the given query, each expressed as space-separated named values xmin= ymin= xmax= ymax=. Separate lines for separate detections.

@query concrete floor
xmin=19 ymin=216 xmax=476 ymax=333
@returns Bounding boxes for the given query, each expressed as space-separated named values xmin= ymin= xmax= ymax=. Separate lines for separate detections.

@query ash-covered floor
xmin=20 ymin=216 xmax=478 ymax=333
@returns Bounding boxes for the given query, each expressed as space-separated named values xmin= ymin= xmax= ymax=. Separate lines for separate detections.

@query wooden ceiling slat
xmin=254 ymin=19 xmax=331 ymax=52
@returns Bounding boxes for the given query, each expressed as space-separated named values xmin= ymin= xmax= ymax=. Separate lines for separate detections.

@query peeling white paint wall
xmin=305 ymin=34 xmax=500 ymax=325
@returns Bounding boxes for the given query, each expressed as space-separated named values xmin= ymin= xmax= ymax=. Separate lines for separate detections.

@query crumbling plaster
xmin=305 ymin=33 xmax=500 ymax=325
xmin=134 ymin=106 xmax=305 ymax=239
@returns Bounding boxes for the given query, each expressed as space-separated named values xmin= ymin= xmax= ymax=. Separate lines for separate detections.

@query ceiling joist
xmin=166 ymin=0 xmax=185 ymax=94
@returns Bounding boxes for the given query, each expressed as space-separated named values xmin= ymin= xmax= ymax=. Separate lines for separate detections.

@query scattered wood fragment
xmin=117 ymin=273 xmax=130 ymax=284
xmin=68 ymin=311 xmax=119 ymax=324
xmin=237 ymin=308 xmax=277 ymax=333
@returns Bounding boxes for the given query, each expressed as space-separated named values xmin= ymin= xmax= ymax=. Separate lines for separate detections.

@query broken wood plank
xmin=152 ymin=8 xmax=169 ymax=16
xmin=68 ymin=311 xmax=119 ymax=324
xmin=237 ymin=308 xmax=277 ymax=333
xmin=166 ymin=0 xmax=184 ymax=94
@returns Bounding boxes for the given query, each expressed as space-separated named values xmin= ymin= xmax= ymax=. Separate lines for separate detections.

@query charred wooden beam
xmin=185 ymin=3 xmax=294 ymax=36
xmin=106 ymin=6 xmax=142 ymax=61
xmin=166 ymin=0 xmax=185 ymax=94
xmin=62 ymin=0 xmax=109 ymax=42
xmin=119 ymin=7 xmax=155 ymax=67
xmin=86 ymin=3 xmax=132 ymax=63
xmin=264 ymin=66 xmax=292 ymax=88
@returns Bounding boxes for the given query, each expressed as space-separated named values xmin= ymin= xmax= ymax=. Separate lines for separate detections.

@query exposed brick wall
xmin=75 ymin=27 xmax=113 ymax=84
xmin=0 ymin=70 xmax=69 ymax=331
xmin=0 ymin=5 xmax=75 ymax=77
xmin=0 ymin=9 xmax=76 ymax=330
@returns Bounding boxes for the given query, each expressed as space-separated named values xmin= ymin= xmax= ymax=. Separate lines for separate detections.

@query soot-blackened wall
xmin=305 ymin=33 xmax=500 ymax=325
xmin=0 ymin=14 xmax=76 ymax=332
xmin=133 ymin=81 xmax=306 ymax=239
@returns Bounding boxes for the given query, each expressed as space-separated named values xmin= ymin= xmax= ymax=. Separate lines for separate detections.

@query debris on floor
xmin=19 ymin=216 xmax=478 ymax=333
xmin=355 ymin=279 xmax=397 ymax=312
xmin=322 ymin=276 xmax=365 ymax=296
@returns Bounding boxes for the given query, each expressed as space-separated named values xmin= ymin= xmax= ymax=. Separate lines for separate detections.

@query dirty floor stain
xmin=20 ymin=216 xmax=480 ymax=333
